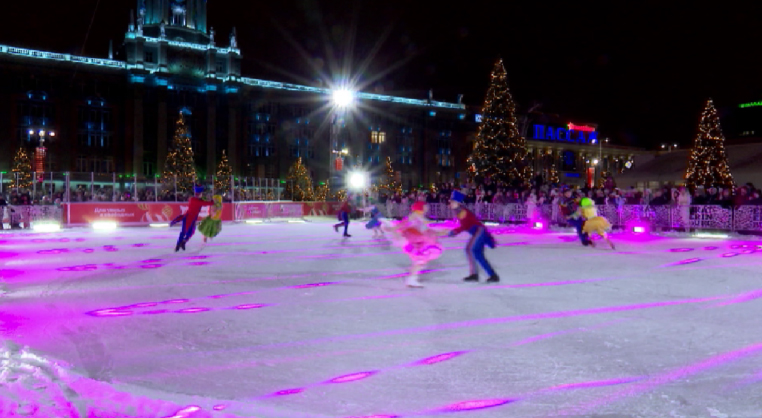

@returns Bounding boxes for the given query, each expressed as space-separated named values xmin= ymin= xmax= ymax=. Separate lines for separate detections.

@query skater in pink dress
xmin=385 ymin=201 xmax=443 ymax=288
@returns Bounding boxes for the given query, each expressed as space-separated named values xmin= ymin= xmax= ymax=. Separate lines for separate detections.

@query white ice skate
xmin=406 ymin=275 xmax=424 ymax=288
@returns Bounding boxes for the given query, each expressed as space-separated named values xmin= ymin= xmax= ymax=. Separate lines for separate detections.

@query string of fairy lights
xmin=685 ymin=99 xmax=734 ymax=190
xmin=467 ymin=58 xmax=531 ymax=183
xmin=161 ymin=112 xmax=197 ymax=193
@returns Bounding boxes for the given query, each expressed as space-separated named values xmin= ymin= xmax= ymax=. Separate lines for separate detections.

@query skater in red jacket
xmin=445 ymin=190 xmax=499 ymax=283
xmin=171 ymin=185 xmax=214 ymax=252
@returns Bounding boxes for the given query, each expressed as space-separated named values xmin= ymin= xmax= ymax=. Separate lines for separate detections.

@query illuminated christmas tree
xmin=315 ymin=179 xmax=331 ymax=201
xmin=467 ymin=58 xmax=529 ymax=183
xmin=379 ymin=156 xmax=401 ymax=194
xmin=548 ymin=164 xmax=559 ymax=184
xmin=11 ymin=148 xmax=33 ymax=190
xmin=161 ymin=112 xmax=197 ymax=192
xmin=285 ymin=157 xmax=314 ymax=201
xmin=214 ymin=150 xmax=233 ymax=193
xmin=685 ymin=99 xmax=734 ymax=190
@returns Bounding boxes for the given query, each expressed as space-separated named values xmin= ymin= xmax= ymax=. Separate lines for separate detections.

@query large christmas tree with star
xmin=161 ymin=112 xmax=197 ymax=193
xmin=685 ymin=98 xmax=734 ymax=190
xmin=467 ymin=58 xmax=530 ymax=183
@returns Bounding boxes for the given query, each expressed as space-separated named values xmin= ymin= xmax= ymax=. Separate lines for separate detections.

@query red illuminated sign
xmin=35 ymin=146 xmax=46 ymax=174
xmin=568 ymin=123 xmax=596 ymax=133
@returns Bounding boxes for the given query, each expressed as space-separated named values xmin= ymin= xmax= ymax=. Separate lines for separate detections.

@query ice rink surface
xmin=1 ymin=219 xmax=762 ymax=418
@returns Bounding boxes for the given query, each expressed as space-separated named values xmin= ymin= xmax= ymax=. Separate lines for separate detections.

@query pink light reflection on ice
xmin=175 ymin=307 xmax=211 ymax=314
xmin=669 ymin=248 xmax=694 ymax=252
xmin=325 ymin=371 xmax=378 ymax=384
xmin=412 ymin=351 xmax=469 ymax=366
xmin=271 ymin=387 xmax=306 ymax=396
xmin=141 ymin=310 xmax=169 ymax=315
xmin=58 ymin=264 xmax=98 ymax=272
xmin=141 ymin=264 xmax=163 ymax=269
xmin=86 ymin=308 xmax=133 ymax=317
xmin=704 ymin=246 xmax=718 ymax=250
xmin=714 ymin=288 xmax=762 ymax=307
xmin=212 ymin=404 xmax=226 ymax=410
xmin=437 ymin=398 xmax=515 ymax=412
xmin=142 ymin=259 xmax=163 ymax=263
xmin=163 ymin=405 xmax=201 ymax=418
xmin=290 ymin=282 xmax=337 ymax=289
xmin=162 ymin=299 xmax=190 ymax=304
xmin=187 ymin=262 xmax=210 ymax=266
xmin=561 ymin=342 xmax=762 ymax=415
xmin=233 ymin=304 xmax=269 ymax=310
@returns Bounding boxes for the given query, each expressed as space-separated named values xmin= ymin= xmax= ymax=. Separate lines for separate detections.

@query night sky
xmin=3 ymin=1 xmax=762 ymax=148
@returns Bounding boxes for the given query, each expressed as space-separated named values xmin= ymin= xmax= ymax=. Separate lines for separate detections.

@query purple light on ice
xmin=675 ymin=258 xmax=702 ymax=265
xmin=141 ymin=310 xmax=170 ymax=315
xmin=75 ymin=237 xmax=86 ymax=242
xmin=86 ymin=308 xmax=133 ymax=317
xmin=721 ymin=252 xmax=739 ymax=258
xmin=141 ymin=264 xmax=164 ymax=269
xmin=186 ymin=255 xmax=209 ymax=260
xmin=57 ymin=264 xmax=98 ymax=272
xmin=38 ymin=248 xmax=69 ymax=254
xmin=142 ymin=259 xmax=163 ymax=263
xmin=326 ymin=371 xmax=378 ymax=384
xmin=291 ymin=282 xmax=337 ymax=289
xmin=129 ymin=302 xmax=158 ymax=308
xmin=132 ymin=243 xmax=148 ymax=247
xmin=212 ymin=405 xmax=226 ymax=411
xmin=271 ymin=388 xmax=306 ymax=396
xmin=83 ymin=248 xmax=94 ymax=253
xmin=233 ymin=303 xmax=270 ymax=310
xmin=103 ymin=246 xmax=118 ymax=252
xmin=187 ymin=262 xmax=210 ymax=266
xmin=412 ymin=351 xmax=469 ymax=366
xmin=543 ymin=376 xmax=644 ymax=392
xmin=162 ymin=299 xmax=190 ymax=304
xmin=164 ymin=405 xmax=201 ymax=418
xmin=715 ymin=289 xmax=762 ymax=307
xmin=704 ymin=246 xmax=718 ymax=250
xmin=175 ymin=307 xmax=211 ymax=313
xmin=669 ymin=248 xmax=694 ymax=252
xmin=437 ymin=398 xmax=515 ymax=412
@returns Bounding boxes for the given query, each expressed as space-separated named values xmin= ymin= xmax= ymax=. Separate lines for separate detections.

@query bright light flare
xmin=246 ymin=219 xmax=264 ymax=224
xmin=332 ymin=89 xmax=354 ymax=107
xmin=694 ymin=232 xmax=729 ymax=239
xmin=633 ymin=226 xmax=645 ymax=234
xmin=348 ymin=171 xmax=367 ymax=189
xmin=92 ymin=221 xmax=118 ymax=231
xmin=32 ymin=222 xmax=61 ymax=233
xmin=149 ymin=223 xmax=169 ymax=228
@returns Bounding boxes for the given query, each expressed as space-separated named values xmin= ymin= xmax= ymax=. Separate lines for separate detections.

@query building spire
xmin=109 ymin=40 xmax=113 ymax=59
xmin=230 ymin=27 xmax=237 ymax=49
xmin=129 ymin=9 xmax=135 ymax=33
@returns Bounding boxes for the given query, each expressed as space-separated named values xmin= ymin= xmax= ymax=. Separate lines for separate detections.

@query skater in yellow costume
xmin=198 ymin=195 xmax=223 ymax=243
xmin=579 ymin=198 xmax=615 ymax=249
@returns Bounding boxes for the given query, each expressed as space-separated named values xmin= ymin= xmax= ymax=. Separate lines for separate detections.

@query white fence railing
xmin=1 ymin=205 xmax=63 ymax=229
xmin=380 ymin=203 xmax=762 ymax=232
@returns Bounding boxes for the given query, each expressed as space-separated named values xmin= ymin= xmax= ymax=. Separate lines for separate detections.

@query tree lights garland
xmin=214 ymin=150 xmax=233 ymax=193
xmin=285 ymin=157 xmax=314 ymax=201
xmin=685 ymin=99 xmax=735 ymax=190
xmin=467 ymin=58 xmax=530 ymax=183
xmin=379 ymin=156 xmax=401 ymax=194
xmin=161 ymin=112 xmax=197 ymax=193
xmin=12 ymin=147 xmax=33 ymax=190
xmin=315 ymin=179 xmax=330 ymax=201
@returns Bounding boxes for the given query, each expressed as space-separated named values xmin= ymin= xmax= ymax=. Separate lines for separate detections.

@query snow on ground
xmin=1 ymin=218 xmax=762 ymax=418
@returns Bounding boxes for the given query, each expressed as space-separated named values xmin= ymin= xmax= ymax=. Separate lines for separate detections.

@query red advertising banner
xmin=63 ymin=202 xmax=234 ymax=226
xmin=63 ymin=201 xmax=340 ymax=226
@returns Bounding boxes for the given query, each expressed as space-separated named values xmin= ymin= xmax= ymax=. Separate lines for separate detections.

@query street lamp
xmin=329 ymin=89 xmax=355 ymax=190
xmin=661 ymin=143 xmax=678 ymax=152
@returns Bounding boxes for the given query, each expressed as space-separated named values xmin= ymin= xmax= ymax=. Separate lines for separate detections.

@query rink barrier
xmin=15 ymin=202 xmax=762 ymax=232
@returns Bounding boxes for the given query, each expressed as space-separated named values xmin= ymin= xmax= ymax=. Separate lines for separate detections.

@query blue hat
xmin=451 ymin=190 xmax=465 ymax=203
xmin=193 ymin=185 xmax=205 ymax=194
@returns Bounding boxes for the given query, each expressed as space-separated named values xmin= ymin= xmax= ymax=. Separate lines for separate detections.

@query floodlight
xmin=332 ymin=89 xmax=354 ymax=107
xmin=92 ymin=221 xmax=118 ymax=231
xmin=348 ymin=171 xmax=366 ymax=189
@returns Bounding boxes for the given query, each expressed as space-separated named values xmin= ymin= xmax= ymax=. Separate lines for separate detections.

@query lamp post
xmin=329 ymin=89 xmax=354 ymax=191
xmin=590 ymin=137 xmax=608 ymax=187
xmin=661 ymin=143 xmax=678 ymax=152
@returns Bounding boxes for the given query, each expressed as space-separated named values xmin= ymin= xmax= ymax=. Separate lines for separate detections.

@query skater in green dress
xmin=198 ymin=195 xmax=223 ymax=242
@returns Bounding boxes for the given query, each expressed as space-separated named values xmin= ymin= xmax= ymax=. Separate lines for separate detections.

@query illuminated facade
xmin=0 ymin=0 xmax=469 ymax=190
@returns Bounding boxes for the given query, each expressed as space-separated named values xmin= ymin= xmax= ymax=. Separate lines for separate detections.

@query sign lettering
xmin=531 ymin=124 xmax=597 ymax=144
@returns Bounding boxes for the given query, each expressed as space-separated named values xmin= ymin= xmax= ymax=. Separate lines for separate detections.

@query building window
xmin=76 ymin=156 xmax=87 ymax=172
xmin=216 ymin=61 xmax=225 ymax=73
xmin=143 ymin=162 xmax=154 ymax=177
xmin=371 ymin=131 xmax=386 ymax=144
xmin=145 ymin=51 xmax=154 ymax=63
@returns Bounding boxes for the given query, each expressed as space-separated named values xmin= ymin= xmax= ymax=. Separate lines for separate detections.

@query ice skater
xmin=580 ymin=197 xmax=616 ymax=249
xmin=445 ymin=190 xmax=499 ymax=283
xmin=364 ymin=205 xmax=385 ymax=238
xmin=198 ymin=195 xmax=223 ymax=243
xmin=170 ymin=185 xmax=214 ymax=252
xmin=560 ymin=188 xmax=592 ymax=246
xmin=333 ymin=196 xmax=353 ymax=237
xmin=385 ymin=201 xmax=443 ymax=288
